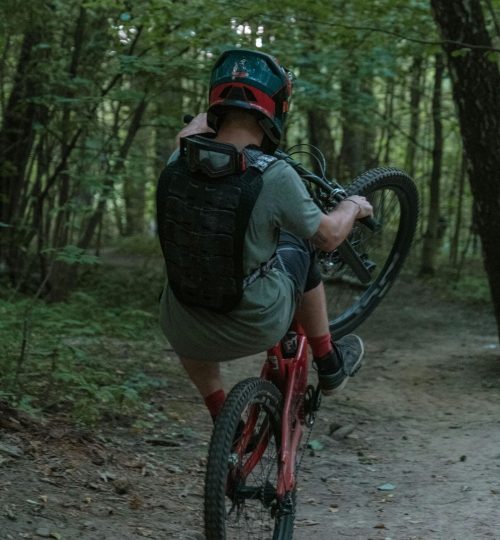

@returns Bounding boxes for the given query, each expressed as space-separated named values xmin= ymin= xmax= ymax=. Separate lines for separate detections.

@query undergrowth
xmin=434 ymin=261 xmax=491 ymax=305
xmin=0 ymin=259 xmax=178 ymax=426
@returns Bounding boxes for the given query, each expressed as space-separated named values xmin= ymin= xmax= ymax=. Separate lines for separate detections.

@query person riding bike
xmin=156 ymin=49 xmax=373 ymax=422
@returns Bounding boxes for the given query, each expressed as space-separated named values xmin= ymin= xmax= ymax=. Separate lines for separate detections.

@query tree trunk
xmin=420 ymin=54 xmax=444 ymax=276
xmin=46 ymin=6 xmax=87 ymax=302
xmin=306 ymin=110 xmax=335 ymax=178
xmin=78 ymin=98 xmax=148 ymax=249
xmin=450 ymin=155 xmax=466 ymax=267
xmin=0 ymin=29 xmax=42 ymax=280
xmin=431 ymin=0 xmax=500 ymax=340
xmin=405 ymin=56 xmax=424 ymax=178
xmin=337 ymin=76 xmax=363 ymax=181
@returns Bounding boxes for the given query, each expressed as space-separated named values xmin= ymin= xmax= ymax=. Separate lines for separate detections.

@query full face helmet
xmin=207 ymin=49 xmax=293 ymax=152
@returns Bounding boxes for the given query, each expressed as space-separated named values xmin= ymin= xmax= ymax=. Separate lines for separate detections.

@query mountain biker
xmin=156 ymin=49 xmax=373 ymax=422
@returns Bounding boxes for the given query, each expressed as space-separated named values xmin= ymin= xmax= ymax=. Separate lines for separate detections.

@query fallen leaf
xmin=129 ymin=495 xmax=144 ymax=510
xmin=0 ymin=443 xmax=23 ymax=458
xmin=295 ymin=519 xmax=319 ymax=526
xmin=330 ymin=424 xmax=356 ymax=439
xmin=135 ymin=527 xmax=153 ymax=537
xmin=5 ymin=506 xmax=16 ymax=521
xmin=377 ymin=483 xmax=395 ymax=491
xmin=123 ymin=459 xmax=146 ymax=469
xmin=307 ymin=439 xmax=323 ymax=451
xmin=99 ymin=470 xmax=116 ymax=482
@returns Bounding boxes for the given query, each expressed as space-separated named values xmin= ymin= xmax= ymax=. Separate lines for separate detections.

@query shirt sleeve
xmin=265 ymin=160 xmax=322 ymax=238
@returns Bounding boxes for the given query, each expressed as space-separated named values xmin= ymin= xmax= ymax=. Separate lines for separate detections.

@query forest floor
xmin=1 ymin=276 xmax=500 ymax=540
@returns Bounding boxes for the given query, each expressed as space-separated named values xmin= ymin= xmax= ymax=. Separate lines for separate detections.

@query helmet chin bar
xmin=258 ymin=117 xmax=281 ymax=154
xmin=258 ymin=117 xmax=280 ymax=145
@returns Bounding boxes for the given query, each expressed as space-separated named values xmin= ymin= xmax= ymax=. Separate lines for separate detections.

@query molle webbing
xmin=157 ymin=153 xmax=275 ymax=313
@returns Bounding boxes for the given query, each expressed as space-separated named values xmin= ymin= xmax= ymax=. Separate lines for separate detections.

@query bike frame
xmin=259 ymin=321 xmax=310 ymax=499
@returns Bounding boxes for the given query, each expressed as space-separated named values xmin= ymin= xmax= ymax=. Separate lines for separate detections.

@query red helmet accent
xmin=209 ymin=82 xmax=277 ymax=119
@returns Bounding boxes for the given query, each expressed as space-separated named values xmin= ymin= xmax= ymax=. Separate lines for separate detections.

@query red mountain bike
xmin=204 ymin=149 xmax=419 ymax=539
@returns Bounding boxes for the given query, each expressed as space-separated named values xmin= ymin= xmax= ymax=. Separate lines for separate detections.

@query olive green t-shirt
xmin=159 ymin=158 xmax=322 ymax=361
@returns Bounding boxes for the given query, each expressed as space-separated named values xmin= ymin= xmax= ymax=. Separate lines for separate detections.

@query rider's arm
xmin=175 ymin=113 xmax=214 ymax=147
xmin=311 ymin=195 xmax=373 ymax=252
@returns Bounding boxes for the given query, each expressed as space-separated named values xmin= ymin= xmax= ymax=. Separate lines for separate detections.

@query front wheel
xmin=204 ymin=378 xmax=294 ymax=540
xmin=320 ymin=168 xmax=419 ymax=337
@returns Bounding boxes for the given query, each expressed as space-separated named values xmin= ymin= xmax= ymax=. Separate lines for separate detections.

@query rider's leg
xmin=294 ymin=281 xmax=330 ymax=337
xmin=297 ymin=283 xmax=364 ymax=394
xmin=179 ymin=357 xmax=225 ymax=419
xmin=294 ymin=281 xmax=340 ymax=361
xmin=276 ymin=232 xmax=333 ymax=357
xmin=277 ymin=231 xmax=364 ymax=394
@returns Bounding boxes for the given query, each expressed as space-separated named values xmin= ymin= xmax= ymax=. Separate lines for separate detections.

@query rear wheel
xmin=320 ymin=168 xmax=419 ymax=337
xmin=205 ymin=378 xmax=293 ymax=539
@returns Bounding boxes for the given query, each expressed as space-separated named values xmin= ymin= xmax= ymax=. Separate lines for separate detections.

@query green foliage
xmin=441 ymin=269 xmax=491 ymax=305
xmin=113 ymin=234 xmax=162 ymax=257
xmin=0 ymin=259 xmax=172 ymax=425
xmin=50 ymin=245 xmax=102 ymax=266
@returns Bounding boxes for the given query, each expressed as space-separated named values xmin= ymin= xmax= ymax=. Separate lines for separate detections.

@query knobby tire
xmin=323 ymin=167 xmax=419 ymax=337
xmin=204 ymin=378 xmax=294 ymax=540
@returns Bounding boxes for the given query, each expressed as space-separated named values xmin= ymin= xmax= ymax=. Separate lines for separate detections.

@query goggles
xmin=181 ymin=136 xmax=242 ymax=178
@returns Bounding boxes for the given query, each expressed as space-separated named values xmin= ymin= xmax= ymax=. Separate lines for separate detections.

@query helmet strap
xmin=258 ymin=118 xmax=280 ymax=153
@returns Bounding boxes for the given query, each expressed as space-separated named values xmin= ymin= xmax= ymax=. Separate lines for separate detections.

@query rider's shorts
xmin=275 ymin=230 xmax=322 ymax=297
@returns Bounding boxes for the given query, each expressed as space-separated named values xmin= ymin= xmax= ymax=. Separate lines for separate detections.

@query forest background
xmin=0 ymin=0 xmax=499 ymax=425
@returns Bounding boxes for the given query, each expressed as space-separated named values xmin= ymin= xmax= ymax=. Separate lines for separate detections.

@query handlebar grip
xmin=359 ymin=215 xmax=380 ymax=231
xmin=183 ymin=114 xmax=194 ymax=124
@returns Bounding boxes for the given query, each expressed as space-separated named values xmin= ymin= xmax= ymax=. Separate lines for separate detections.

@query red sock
xmin=204 ymin=389 xmax=226 ymax=421
xmin=308 ymin=334 xmax=333 ymax=359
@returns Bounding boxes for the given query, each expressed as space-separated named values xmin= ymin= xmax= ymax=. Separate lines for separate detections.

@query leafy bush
xmin=0 ymin=259 xmax=176 ymax=426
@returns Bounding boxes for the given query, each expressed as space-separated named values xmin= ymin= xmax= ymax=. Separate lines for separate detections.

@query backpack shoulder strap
xmin=243 ymin=147 xmax=277 ymax=173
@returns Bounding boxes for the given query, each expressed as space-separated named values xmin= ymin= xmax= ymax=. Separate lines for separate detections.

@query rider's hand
xmin=340 ymin=195 xmax=373 ymax=220
xmin=175 ymin=113 xmax=215 ymax=146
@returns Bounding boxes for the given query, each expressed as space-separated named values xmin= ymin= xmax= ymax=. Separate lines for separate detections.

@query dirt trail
xmin=1 ymin=279 xmax=499 ymax=540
